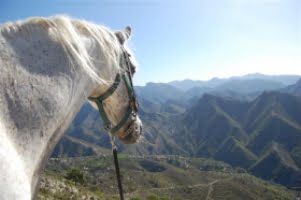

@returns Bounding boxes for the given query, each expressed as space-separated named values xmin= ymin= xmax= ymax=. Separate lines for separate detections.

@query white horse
xmin=0 ymin=16 xmax=142 ymax=199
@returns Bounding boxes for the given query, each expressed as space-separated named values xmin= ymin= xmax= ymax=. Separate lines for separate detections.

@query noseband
xmin=88 ymin=48 xmax=138 ymax=134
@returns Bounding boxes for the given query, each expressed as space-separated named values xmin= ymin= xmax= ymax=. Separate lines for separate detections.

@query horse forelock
xmin=0 ymin=15 xmax=138 ymax=84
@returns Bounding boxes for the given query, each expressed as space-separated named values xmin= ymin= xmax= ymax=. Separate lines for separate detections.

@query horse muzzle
xmin=118 ymin=115 xmax=142 ymax=144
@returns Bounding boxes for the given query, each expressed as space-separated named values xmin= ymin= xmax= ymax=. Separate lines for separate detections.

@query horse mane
xmin=0 ymin=15 xmax=137 ymax=83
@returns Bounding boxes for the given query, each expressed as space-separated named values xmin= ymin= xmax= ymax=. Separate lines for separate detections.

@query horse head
xmin=89 ymin=26 xmax=143 ymax=144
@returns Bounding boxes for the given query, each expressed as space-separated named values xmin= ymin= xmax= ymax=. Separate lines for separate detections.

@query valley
xmin=41 ymin=74 xmax=301 ymax=199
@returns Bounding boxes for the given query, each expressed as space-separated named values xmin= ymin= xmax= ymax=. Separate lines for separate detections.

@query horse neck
xmin=0 ymin=29 xmax=111 ymax=199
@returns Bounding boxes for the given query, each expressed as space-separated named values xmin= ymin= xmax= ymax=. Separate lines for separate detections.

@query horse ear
xmin=124 ymin=26 xmax=131 ymax=38
xmin=115 ymin=26 xmax=132 ymax=45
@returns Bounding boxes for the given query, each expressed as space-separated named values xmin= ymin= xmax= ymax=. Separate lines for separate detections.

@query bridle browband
xmin=88 ymin=47 xmax=138 ymax=135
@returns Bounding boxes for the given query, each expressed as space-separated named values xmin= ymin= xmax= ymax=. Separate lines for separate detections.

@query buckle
xmin=104 ymin=123 xmax=112 ymax=131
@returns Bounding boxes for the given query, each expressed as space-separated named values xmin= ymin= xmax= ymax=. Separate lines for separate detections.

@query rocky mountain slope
xmin=52 ymin=76 xmax=301 ymax=189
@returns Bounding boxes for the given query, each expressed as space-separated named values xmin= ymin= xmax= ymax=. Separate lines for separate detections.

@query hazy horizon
xmin=136 ymin=72 xmax=301 ymax=86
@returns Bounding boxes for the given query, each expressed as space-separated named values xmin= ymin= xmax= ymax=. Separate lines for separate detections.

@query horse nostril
xmin=139 ymin=125 xmax=143 ymax=135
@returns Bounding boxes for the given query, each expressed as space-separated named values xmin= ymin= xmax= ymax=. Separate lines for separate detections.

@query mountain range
xmin=168 ymin=73 xmax=300 ymax=91
xmin=52 ymin=73 xmax=301 ymax=189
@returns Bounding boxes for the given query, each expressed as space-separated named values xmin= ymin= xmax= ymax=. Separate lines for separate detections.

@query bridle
xmin=88 ymin=46 xmax=138 ymax=135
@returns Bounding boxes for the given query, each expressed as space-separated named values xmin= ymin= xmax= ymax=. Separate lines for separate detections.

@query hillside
xmin=280 ymin=78 xmax=301 ymax=97
xmin=38 ymin=155 xmax=297 ymax=200
xmin=250 ymin=143 xmax=301 ymax=188
xmin=214 ymin=137 xmax=257 ymax=168
xmin=176 ymin=92 xmax=301 ymax=188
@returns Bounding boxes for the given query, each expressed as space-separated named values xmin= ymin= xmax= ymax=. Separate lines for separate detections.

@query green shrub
xmin=235 ymin=167 xmax=247 ymax=173
xmin=147 ymin=194 xmax=169 ymax=200
xmin=130 ymin=198 xmax=142 ymax=200
xmin=65 ymin=168 xmax=85 ymax=184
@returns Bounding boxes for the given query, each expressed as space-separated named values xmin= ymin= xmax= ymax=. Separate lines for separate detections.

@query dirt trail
xmin=125 ymin=179 xmax=220 ymax=199
xmin=205 ymin=180 xmax=219 ymax=200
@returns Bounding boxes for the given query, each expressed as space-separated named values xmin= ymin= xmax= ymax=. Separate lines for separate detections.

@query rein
xmin=111 ymin=137 xmax=124 ymax=200
xmin=88 ymin=47 xmax=138 ymax=200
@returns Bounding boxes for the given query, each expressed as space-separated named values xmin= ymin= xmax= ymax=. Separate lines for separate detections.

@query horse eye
xmin=131 ymin=66 xmax=136 ymax=74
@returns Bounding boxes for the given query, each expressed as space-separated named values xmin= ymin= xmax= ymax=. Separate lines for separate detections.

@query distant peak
xmin=210 ymin=77 xmax=221 ymax=81
xmin=248 ymin=72 xmax=263 ymax=75
xmin=145 ymin=82 xmax=157 ymax=86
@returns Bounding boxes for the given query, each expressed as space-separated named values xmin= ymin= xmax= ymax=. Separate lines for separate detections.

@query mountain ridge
xmin=168 ymin=73 xmax=300 ymax=91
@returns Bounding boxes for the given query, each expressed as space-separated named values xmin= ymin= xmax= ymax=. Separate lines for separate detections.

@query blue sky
xmin=1 ymin=0 xmax=300 ymax=85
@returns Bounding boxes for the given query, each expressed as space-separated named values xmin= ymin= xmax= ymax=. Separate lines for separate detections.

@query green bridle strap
xmin=122 ymin=74 xmax=134 ymax=98
xmin=88 ymin=72 xmax=137 ymax=133
xmin=110 ymin=73 xmax=138 ymax=133
xmin=88 ymin=73 xmax=121 ymax=130
xmin=89 ymin=97 xmax=112 ymax=130
xmin=111 ymin=106 xmax=133 ymax=133
xmin=89 ymin=73 xmax=121 ymax=102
